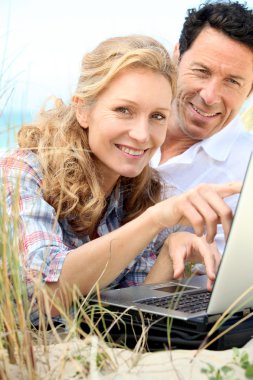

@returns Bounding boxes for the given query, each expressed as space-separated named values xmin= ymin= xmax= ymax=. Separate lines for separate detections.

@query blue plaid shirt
xmin=1 ymin=149 xmax=170 ymax=324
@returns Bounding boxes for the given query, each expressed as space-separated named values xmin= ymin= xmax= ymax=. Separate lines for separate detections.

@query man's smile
xmin=190 ymin=103 xmax=221 ymax=118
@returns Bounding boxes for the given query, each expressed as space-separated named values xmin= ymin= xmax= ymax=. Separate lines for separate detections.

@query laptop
xmin=90 ymin=153 xmax=253 ymax=349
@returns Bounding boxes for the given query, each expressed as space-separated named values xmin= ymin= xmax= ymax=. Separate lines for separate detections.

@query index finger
xmin=201 ymin=242 xmax=221 ymax=281
xmin=171 ymin=245 xmax=188 ymax=279
xmin=214 ymin=182 xmax=242 ymax=198
xmin=208 ymin=182 xmax=242 ymax=242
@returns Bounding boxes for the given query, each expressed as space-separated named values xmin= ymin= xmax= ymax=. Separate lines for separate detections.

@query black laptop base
xmin=80 ymin=307 xmax=253 ymax=351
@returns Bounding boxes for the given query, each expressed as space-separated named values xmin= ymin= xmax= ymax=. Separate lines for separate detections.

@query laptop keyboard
xmin=137 ymin=289 xmax=211 ymax=313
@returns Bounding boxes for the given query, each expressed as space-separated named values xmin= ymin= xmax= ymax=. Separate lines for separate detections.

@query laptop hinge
xmin=208 ymin=314 xmax=222 ymax=323
xmin=243 ymin=308 xmax=251 ymax=316
xmin=208 ymin=309 xmax=251 ymax=324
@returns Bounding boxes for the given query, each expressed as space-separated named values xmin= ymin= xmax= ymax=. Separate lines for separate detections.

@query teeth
xmin=118 ymin=145 xmax=144 ymax=156
xmin=192 ymin=104 xmax=217 ymax=117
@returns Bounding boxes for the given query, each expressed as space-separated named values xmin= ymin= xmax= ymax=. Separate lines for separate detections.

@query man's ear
xmin=173 ymin=42 xmax=180 ymax=64
xmin=73 ymin=96 xmax=89 ymax=129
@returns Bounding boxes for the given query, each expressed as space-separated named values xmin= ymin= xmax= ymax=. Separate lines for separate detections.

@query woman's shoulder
xmin=0 ymin=148 xmax=43 ymax=179
xmin=1 ymin=147 xmax=38 ymax=162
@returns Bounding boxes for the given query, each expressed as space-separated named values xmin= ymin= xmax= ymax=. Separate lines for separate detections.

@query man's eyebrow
xmin=190 ymin=62 xmax=245 ymax=81
xmin=227 ymin=74 xmax=245 ymax=81
xmin=190 ymin=62 xmax=209 ymax=69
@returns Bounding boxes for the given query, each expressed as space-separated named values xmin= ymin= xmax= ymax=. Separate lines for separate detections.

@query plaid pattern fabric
xmin=0 ymin=149 xmax=168 ymax=324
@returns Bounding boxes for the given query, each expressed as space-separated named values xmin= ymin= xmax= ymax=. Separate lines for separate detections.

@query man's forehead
xmin=196 ymin=27 xmax=251 ymax=53
xmin=179 ymin=27 xmax=253 ymax=73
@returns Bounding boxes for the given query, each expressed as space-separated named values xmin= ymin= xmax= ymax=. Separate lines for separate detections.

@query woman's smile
xmin=115 ymin=144 xmax=146 ymax=157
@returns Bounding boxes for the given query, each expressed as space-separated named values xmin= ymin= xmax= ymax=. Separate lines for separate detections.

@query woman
xmin=0 ymin=35 xmax=240 ymax=324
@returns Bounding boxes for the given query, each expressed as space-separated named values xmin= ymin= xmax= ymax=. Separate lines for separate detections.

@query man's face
xmin=174 ymin=26 xmax=253 ymax=140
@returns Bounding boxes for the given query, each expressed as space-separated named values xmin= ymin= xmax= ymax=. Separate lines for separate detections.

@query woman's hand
xmin=145 ymin=231 xmax=221 ymax=291
xmin=167 ymin=232 xmax=220 ymax=290
xmin=152 ymin=182 xmax=241 ymax=243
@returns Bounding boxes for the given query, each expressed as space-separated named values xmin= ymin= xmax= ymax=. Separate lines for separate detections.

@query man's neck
xmin=159 ymin=115 xmax=197 ymax=164
xmin=160 ymin=136 xmax=193 ymax=164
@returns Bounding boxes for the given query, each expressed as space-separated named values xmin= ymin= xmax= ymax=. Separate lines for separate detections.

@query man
xmin=152 ymin=0 xmax=253 ymax=254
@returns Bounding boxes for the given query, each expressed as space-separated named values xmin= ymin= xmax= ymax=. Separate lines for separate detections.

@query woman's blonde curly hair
xmin=18 ymin=35 xmax=176 ymax=236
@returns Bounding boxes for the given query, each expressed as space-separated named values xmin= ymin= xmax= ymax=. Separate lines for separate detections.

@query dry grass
xmin=1 ymin=180 xmax=253 ymax=380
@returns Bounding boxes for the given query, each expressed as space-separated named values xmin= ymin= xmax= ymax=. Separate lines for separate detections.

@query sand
xmin=2 ymin=334 xmax=253 ymax=379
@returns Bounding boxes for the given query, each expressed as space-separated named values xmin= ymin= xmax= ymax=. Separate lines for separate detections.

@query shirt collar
xmin=154 ymin=116 xmax=244 ymax=166
xmin=199 ymin=116 xmax=243 ymax=161
xmin=104 ymin=181 xmax=123 ymax=220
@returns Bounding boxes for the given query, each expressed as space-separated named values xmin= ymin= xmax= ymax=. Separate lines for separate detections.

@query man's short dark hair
xmin=179 ymin=1 xmax=253 ymax=57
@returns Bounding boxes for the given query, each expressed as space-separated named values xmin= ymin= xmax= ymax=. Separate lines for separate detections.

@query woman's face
xmin=77 ymin=67 xmax=173 ymax=193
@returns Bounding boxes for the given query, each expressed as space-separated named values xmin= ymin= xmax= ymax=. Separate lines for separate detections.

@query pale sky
xmin=1 ymin=0 xmax=253 ymax=115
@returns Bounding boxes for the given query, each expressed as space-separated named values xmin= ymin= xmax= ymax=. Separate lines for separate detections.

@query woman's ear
xmin=73 ymin=96 xmax=89 ymax=129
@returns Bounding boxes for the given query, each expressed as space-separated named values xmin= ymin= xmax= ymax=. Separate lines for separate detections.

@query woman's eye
xmin=115 ymin=107 xmax=130 ymax=114
xmin=152 ymin=113 xmax=165 ymax=121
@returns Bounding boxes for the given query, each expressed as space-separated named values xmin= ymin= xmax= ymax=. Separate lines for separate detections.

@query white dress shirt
xmin=151 ymin=116 xmax=253 ymax=254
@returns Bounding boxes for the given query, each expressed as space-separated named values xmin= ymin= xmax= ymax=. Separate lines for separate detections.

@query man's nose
xmin=199 ymin=80 xmax=222 ymax=106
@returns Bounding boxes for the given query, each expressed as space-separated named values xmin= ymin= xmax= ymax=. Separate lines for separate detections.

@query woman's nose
xmin=128 ymin=118 xmax=149 ymax=143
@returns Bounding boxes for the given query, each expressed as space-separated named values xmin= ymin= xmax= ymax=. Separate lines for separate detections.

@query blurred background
xmin=1 ymin=0 xmax=253 ymax=147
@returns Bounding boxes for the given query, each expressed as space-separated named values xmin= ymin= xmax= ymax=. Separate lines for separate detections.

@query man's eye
xmin=227 ymin=78 xmax=240 ymax=86
xmin=152 ymin=113 xmax=166 ymax=121
xmin=193 ymin=68 xmax=209 ymax=76
xmin=115 ymin=107 xmax=130 ymax=114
